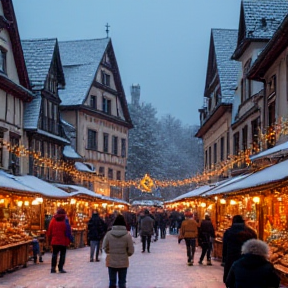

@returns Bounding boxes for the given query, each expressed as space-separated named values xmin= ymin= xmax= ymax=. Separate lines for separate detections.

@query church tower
xmin=130 ymin=83 xmax=140 ymax=106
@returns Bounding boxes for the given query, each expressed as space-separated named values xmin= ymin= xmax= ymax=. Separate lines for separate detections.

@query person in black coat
xmin=87 ymin=212 xmax=107 ymax=262
xmin=198 ymin=214 xmax=215 ymax=265
xmin=222 ymin=215 xmax=257 ymax=283
xmin=225 ymin=239 xmax=280 ymax=288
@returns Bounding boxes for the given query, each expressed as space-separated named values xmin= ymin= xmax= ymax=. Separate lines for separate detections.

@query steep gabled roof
xmin=58 ymin=38 xmax=110 ymax=106
xmin=23 ymin=91 xmax=41 ymax=129
xmin=248 ymin=13 xmax=288 ymax=80
xmin=210 ymin=29 xmax=241 ymax=102
xmin=58 ymin=38 xmax=132 ymax=127
xmin=1 ymin=0 xmax=33 ymax=99
xmin=21 ymin=38 xmax=65 ymax=89
xmin=232 ymin=0 xmax=288 ymax=59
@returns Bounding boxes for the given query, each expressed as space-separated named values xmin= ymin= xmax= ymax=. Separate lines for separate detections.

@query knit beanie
xmin=57 ymin=208 xmax=66 ymax=215
xmin=113 ymin=215 xmax=126 ymax=226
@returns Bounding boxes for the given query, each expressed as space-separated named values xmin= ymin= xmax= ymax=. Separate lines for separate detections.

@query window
xmin=99 ymin=167 xmax=105 ymax=176
xmin=267 ymin=75 xmax=276 ymax=97
xmin=121 ymin=138 xmax=126 ymax=157
xmin=242 ymin=125 xmax=248 ymax=151
xmin=251 ymin=117 xmax=260 ymax=153
xmin=233 ymin=132 xmax=240 ymax=156
xmin=213 ymin=143 xmax=217 ymax=164
xmin=0 ymin=49 xmax=7 ymax=73
xmin=227 ymin=131 xmax=230 ymax=158
xmin=220 ymin=137 xmax=224 ymax=161
xmin=205 ymin=149 xmax=208 ymax=169
xmin=102 ymin=97 xmax=111 ymax=114
xmin=108 ymin=168 xmax=113 ymax=180
xmin=90 ymin=95 xmax=97 ymax=109
xmin=112 ymin=136 xmax=118 ymax=155
xmin=87 ymin=129 xmax=97 ymax=150
xmin=101 ymin=71 xmax=110 ymax=87
xmin=116 ymin=171 xmax=121 ymax=180
xmin=0 ymin=131 xmax=4 ymax=166
xmin=9 ymin=134 xmax=20 ymax=175
xmin=208 ymin=146 xmax=211 ymax=169
xmin=103 ymin=133 xmax=109 ymax=153
xmin=241 ymin=59 xmax=252 ymax=103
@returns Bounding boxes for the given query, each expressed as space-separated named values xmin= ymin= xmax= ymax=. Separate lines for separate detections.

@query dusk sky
xmin=13 ymin=0 xmax=241 ymax=126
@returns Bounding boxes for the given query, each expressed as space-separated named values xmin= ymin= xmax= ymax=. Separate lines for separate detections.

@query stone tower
xmin=130 ymin=83 xmax=140 ymax=106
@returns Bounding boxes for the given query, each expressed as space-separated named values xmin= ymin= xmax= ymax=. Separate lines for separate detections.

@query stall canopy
xmin=55 ymin=183 xmax=103 ymax=199
xmin=0 ymin=170 xmax=35 ymax=193
xmin=202 ymin=159 xmax=288 ymax=196
xmin=250 ymin=140 xmax=288 ymax=161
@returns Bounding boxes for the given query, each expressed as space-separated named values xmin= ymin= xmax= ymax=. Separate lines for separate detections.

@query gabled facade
xmin=248 ymin=12 xmax=288 ymax=146
xmin=21 ymin=38 xmax=70 ymax=182
xmin=58 ymin=38 xmax=133 ymax=195
xmin=196 ymin=29 xmax=240 ymax=178
xmin=230 ymin=0 xmax=288 ymax=173
xmin=0 ymin=0 xmax=34 ymax=175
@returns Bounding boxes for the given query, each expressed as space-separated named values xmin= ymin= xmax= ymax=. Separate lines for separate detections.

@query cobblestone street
xmin=0 ymin=234 xmax=227 ymax=288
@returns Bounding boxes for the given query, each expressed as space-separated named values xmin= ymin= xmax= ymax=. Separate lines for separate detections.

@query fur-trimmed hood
xmin=241 ymin=239 xmax=269 ymax=257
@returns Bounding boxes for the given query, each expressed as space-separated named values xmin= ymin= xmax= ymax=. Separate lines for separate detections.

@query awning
xmin=75 ymin=162 xmax=96 ymax=173
xmin=250 ymin=141 xmax=288 ymax=161
xmin=202 ymin=159 xmax=288 ymax=196
xmin=63 ymin=146 xmax=82 ymax=159
xmin=55 ymin=183 xmax=102 ymax=199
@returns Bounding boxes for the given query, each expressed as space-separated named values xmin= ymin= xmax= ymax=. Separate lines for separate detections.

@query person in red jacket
xmin=47 ymin=208 xmax=72 ymax=273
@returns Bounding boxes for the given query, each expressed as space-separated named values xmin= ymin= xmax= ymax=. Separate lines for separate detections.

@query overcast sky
xmin=13 ymin=0 xmax=241 ymax=126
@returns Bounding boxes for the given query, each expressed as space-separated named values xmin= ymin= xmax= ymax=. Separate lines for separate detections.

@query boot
xmin=207 ymin=259 xmax=212 ymax=266
xmin=51 ymin=267 xmax=56 ymax=273
xmin=58 ymin=254 xmax=66 ymax=272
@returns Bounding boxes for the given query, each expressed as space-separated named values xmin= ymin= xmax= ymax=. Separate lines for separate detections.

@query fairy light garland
xmin=2 ymin=118 xmax=288 ymax=190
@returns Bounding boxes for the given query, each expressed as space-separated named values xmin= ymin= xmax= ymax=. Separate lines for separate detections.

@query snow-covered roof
xmin=250 ymin=141 xmax=288 ymax=161
xmin=58 ymin=38 xmax=110 ymax=106
xmin=13 ymin=175 xmax=69 ymax=198
xmin=0 ymin=171 xmax=69 ymax=198
xmin=63 ymin=146 xmax=82 ymax=159
xmin=0 ymin=171 xmax=35 ymax=192
xmin=75 ymin=162 xmax=96 ymax=173
xmin=131 ymin=200 xmax=163 ymax=206
xmin=203 ymin=160 xmax=288 ymax=196
xmin=55 ymin=184 xmax=102 ymax=199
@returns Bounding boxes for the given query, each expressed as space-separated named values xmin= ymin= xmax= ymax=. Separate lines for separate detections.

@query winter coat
xmin=199 ymin=219 xmax=215 ymax=245
xmin=102 ymin=226 xmax=134 ymax=268
xmin=139 ymin=215 xmax=154 ymax=236
xmin=179 ymin=218 xmax=198 ymax=239
xmin=87 ymin=214 xmax=107 ymax=241
xmin=225 ymin=253 xmax=280 ymax=288
xmin=222 ymin=223 xmax=257 ymax=282
xmin=47 ymin=214 xmax=71 ymax=246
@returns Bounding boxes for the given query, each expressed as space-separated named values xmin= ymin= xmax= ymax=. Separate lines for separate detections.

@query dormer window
xmin=90 ymin=95 xmax=97 ymax=109
xmin=0 ymin=48 xmax=7 ymax=73
xmin=101 ymin=71 xmax=110 ymax=87
xmin=102 ymin=97 xmax=111 ymax=114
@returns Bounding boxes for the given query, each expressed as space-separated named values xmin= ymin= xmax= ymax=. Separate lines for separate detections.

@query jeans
xmin=108 ymin=267 xmax=127 ymax=288
xmin=200 ymin=242 xmax=212 ymax=261
xmin=51 ymin=245 xmax=66 ymax=271
xmin=90 ymin=240 xmax=100 ymax=260
xmin=185 ymin=238 xmax=196 ymax=262
xmin=141 ymin=235 xmax=151 ymax=252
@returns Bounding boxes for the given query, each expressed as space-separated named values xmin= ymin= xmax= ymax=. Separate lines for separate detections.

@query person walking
xmin=87 ymin=211 xmax=107 ymax=262
xmin=139 ymin=209 xmax=154 ymax=253
xmin=222 ymin=214 xmax=257 ymax=283
xmin=198 ymin=214 xmax=215 ymax=265
xmin=47 ymin=208 xmax=72 ymax=273
xmin=102 ymin=214 xmax=134 ymax=288
xmin=225 ymin=239 xmax=280 ymax=288
xmin=179 ymin=212 xmax=198 ymax=266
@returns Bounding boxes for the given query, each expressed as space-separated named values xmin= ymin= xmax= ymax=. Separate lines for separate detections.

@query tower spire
xmin=105 ymin=23 xmax=110 ymax=38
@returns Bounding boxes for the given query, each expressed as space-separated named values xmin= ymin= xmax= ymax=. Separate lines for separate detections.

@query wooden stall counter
xmin=212 ymin=238 xmax=223 ymax=261
xmin=0 ymin=240 xmax=31 ymax=277
xmin=71 ymin=229 xmax=87 ymax=249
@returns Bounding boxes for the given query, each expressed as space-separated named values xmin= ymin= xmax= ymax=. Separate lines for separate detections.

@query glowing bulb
xmin=24 ymin=201 xmax=29 ymax=206
xmin=200 ymin=202 xmax=206 ymax=208
xmin=17 ymin=201 xmax=23 ymax=207
xmin=70 ymin=198 xmax=76 ymax=205
xmin=220 ymin=199 xmax=226 ymax=204
xmin=230 ymin=200 xmax=237 ymax=205
xmin=253 ymin=197 xmax=260 ymax=204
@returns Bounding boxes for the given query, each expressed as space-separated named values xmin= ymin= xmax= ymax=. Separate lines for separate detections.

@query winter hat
xmin=232 ymin=214 xmax=244 ymax=224
xmin=241 ymin=239 xmax=269 ymax=257
xmin=57 ymin=208 xmax=66 ymax=215
xmin=144 ymin=209 xmax=149 ymax=215
xmin=113 ymin=215 xmax=126 ymax=226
